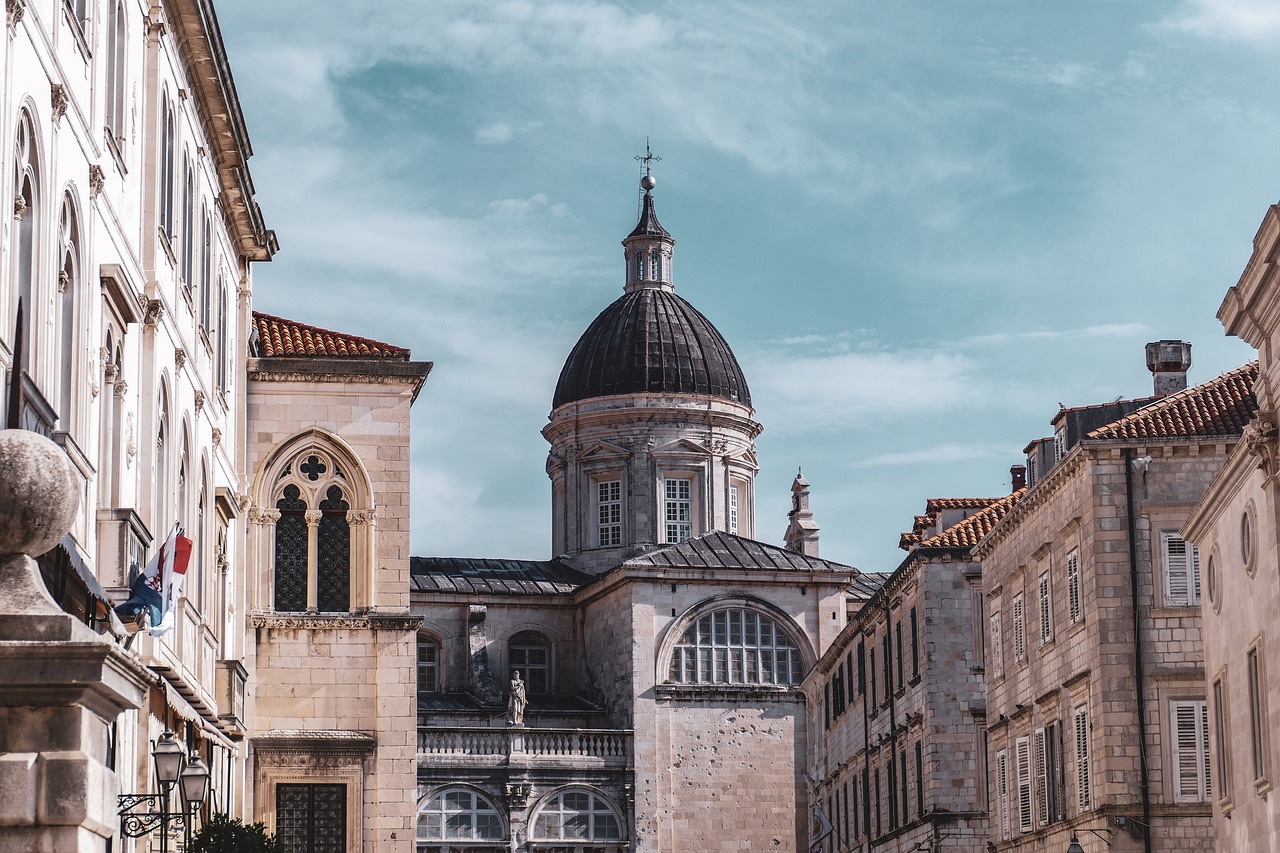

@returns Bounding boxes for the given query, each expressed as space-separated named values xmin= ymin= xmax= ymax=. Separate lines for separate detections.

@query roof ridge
xmin=918 ymin=489 xmax=1026 ymax=549
xmin=253 ymin=311 xmax=410 ymax=359
xmin=1086 ymin=361 xmax=1258 ymax=441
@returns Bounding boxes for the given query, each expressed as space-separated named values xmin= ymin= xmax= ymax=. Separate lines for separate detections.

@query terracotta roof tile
xmin=1087 ymin=362 xmax=1258 ymax=441
xmin=252 ymin=312 xmax=410 ymax=359
xmin=919 ymin=489 xmax=1026 ymax=549
xmin=899 ymin=498 xmax=1002 ymax=550
xmin=923 ymin=497 xmax=1000 ymax=513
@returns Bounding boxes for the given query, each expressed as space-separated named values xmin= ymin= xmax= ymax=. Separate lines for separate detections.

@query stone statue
xmin=507 ymin=670 xmax=527 ymax=725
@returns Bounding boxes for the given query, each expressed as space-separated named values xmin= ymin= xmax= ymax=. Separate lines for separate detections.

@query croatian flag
xmin=114 ymin=527 xmax=192 ymax=637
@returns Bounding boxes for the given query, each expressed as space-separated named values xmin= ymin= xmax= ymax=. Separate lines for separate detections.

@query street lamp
xmin=119 ymin=730 xmax=210 ymax=852
xmin=1066 ymin=835 xmax=1086 ymax=853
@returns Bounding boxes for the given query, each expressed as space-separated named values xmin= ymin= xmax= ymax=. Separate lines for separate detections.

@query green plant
xmin=188 ymin=813 xmax=287 ymax=853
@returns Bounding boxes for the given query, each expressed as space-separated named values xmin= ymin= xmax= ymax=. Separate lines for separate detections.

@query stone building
xmin=408 ymin=180 xmax=874 ymax=853
xmin=803 ymin=489 xmax=1019 ymax=853
xmin=1182 ymin=198 xmax=1280 ymax=853
xmin=976 ymin=347 xmax=1256 ymax=853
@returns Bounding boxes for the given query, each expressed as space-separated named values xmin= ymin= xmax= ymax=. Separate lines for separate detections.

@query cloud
xmin=1159 ymin=0 xmax=1280 ymax=43
xmin=961 ymin=323 xmax=1148 ymax=347
xmin=476 ymin=122 xmax=514 ymax=144
xmin=852 ymin=444 xmax=1002 ymax=468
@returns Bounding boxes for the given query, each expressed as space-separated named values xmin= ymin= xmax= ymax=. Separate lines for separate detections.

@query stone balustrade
xmin=418 ymin=727 xmax=632 ymax=769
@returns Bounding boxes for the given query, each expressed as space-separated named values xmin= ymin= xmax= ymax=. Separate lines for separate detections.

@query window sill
xmin=655 ymin=683 xmax=800 ymax=703
xmin=1255 ymin=777 xmax=1272 ymax=799
xmin=63 ymin=2 xmax=92 ymax=60
xmin=104 ymin=130 xmax=127 ymax=176
xmin=908 ymin=673 xmax=921 ymax=686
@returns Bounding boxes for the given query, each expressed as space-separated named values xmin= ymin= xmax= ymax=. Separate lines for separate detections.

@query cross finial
xmin=634 ymin=138 xmax=661 ymax=177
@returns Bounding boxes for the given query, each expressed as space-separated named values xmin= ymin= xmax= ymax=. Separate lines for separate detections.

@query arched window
xmin=216 ymin=278 xmax=228 ymax=391
xmin=417 ymin=634 xmax=441 ymax=703
xmin=200 ymin=208 xmax=212 ymax=330
xmin=417 ymin=788 xmax=504 ymax=850
xmin=273 ymin=484 xmax=308 ymax=612
xmin=160 ymin=95 xmax=175 ymax=238
xmin=531 ymin=789 xmax=624 ymax=847
xmin=153 ymin=385 xmax=170 ymax=533
xmin=57 ymin=193 xmax=80 ymax=429
xmin=317 ymin=484 xmax=350 ymax=612
xmin=105 ymin=1 xmax=127 ymax=145
xmin=194 ymin=469 xmax=207 ymax=612
xmin=509 ymin=632 xmax=551 ymax=696
xmin=12 ymin=111 xmax=39 ymax=365
xmin=667 ymin=607 xmax=802 ymax=686
xmin=181 ymin=155 xmax=194 ymax=291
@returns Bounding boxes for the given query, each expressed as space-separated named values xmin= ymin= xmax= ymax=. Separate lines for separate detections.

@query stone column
xmin=304 ymin=508 xmax=322 ymax=612
xmin=0 ymin=429 xmax=151 ymax=853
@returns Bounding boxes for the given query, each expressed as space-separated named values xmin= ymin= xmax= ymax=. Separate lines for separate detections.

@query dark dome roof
xmin=553 ymin=288 xmax=751 ymax=408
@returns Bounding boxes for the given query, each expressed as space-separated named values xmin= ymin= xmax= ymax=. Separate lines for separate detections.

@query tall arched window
xmin=56 ymin=193 xmax=80 ymax=429
xmin=509 ymin=632 xmax=551 ymax=696
xmin=194 ymin=469 xmax=207 ymax=612
xmin=273 ymin=484 xmax=308 ymax=611
xmin=216 ymin=278 xmax=228 ymax=391
xmin=160 ymin=95 xmax=175 ymax=238
xmin=667 ymin=607 xmax=803 ymax=686
xmin=105 ymin=1 xmax=127 ymax=146
xmin=200 ymin=208 xmax=212 ymax=330
xmin=12 ymin=112 xmax=39 ymax=365
xmin=417 ymin=788 xmax=504 ymax=850
xmin=154 ymin=385 xmax=170 ymax=533
xmin=181 ymin=155 xmax=194 ymax=290
xmin=531 ymin=789 xmax=624 ymax=848
xmin=177 ymin=430 xmax=190 ymax=531
xmin=317 ymin=484 xmax=350 ymax=612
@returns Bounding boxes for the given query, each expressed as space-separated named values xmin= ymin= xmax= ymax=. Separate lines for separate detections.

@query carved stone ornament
xmin=1243 ymin=415 xmax=1279 ymax=476
xmin=50 ymin=83 xmax=67 ymax=124
xmin=249 ymin=613 xmax=422 ymax=632
xmin=13 ymin=194 xmax=26 ymax=220
xmin=113 ymin=378 xmax=127 ymax=398
xmin=505 ymin=782 xmax=532 ymax=808
xmin=125 ymin=412 xmax=136 ymax=466
xmin=194 ymin=390 xmax=205 ymax=413
xmin=7 ymin=0 xmax=25 ymax=30
xmin=304 ymin=509 xmax=323 ymax=525
xmin=142 ymin=299 xmax=163 ymax=327
xmin=248 ymin=507 xmax=281 ymax=526
xmin=211 ymin=427 xmax=221 ymax=447
xmin=89 ymin=165 xmax=105 ymax=198
xmin=174 ymin=348 xmax=186 ymax=372
xmin=345 ymin=508 xmax=376 ymax=526
xmin=236 ymin=492 xmax=251 ymax=513
xmin=57 ymin=270 xmax=69 ymax=294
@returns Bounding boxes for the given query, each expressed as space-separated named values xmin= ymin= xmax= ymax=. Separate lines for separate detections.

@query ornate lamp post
xmin=118 ymin=730 xmax=211 ymax=851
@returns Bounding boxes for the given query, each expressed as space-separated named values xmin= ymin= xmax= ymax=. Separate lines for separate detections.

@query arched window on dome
xmin=417 ymin=787 xmax=505 ymax=852
xmin=667 ymin=606 xmax=803 ymax=686
xmin=530 ymin=788 xmax=625 ymax=850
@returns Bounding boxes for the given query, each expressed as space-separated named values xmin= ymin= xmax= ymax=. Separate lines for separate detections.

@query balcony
xmin=418 ymin=727 xmax=632 ymax=771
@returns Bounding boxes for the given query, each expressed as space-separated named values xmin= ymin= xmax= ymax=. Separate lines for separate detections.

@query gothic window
xmin=318 ymin=485 xmax=350 ymax=612
xmin=160 ymin=95 xmax=176 ymax=238
xmin=273 ymin=484 xmax=308 ymax=612
xmin=154 ymin=385 xmax=170 ymax=533
xmin=181 ymin=155 xmax=194 ymax=290
xmin=510 ymin=633 xmax=550 ymax=695
xmin=417 ymin=788 xmax=504 ymax=848
xmin=12 ymin=112 xmax=39 ymax=365
xmin=56 ymin=194 xmax=80 ymax=430
xmin=200 ymin=209 xmax=212 ymax=330
xmin=667 ymin=607 xmax=802 ymax=686
xmin=105 ymin=1 xmax=127 ymax=146
xmin=418 ymin=635 xmax=441 ymax=700
xmin=276 ymin=783 xmax=346 ymax=853
xmin=194 ymin=471 xmax=207 ymax=613
xmin=216 ymin=279 xmax=228 ymax=391
xmin=531 ymin=789 xmax=624 ymax=847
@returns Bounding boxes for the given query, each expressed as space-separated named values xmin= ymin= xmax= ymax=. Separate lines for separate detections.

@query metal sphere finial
xmin=640 ymin=174 xmax=656 ymax=191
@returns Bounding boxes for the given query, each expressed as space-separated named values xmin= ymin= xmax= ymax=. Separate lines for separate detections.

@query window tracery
xmin=667 ymin=606 xmax=802 ymax=686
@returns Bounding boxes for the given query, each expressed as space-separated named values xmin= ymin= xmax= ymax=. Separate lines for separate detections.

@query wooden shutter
xmin=1039 ymin=574 xmax=1052 ymax=645
xmin=1034 ymin=728 xmax=1048 ymax=826
xmin=996 ymin=749 xmax=1010 ymax=840
xmin=1016 ymin=736 xmax=1033 ymax=832
xmin=1067 ymin=550 xmax=1081 ymax=623
xmin=990 ymin=613 xmax=1003 ymax=680
xmin=1075 ymin=707 xmax=1091 ymax=811
xmin=1172 ymin=700 xmax=1210 ymax=802
xmin=1163 ymin=533 xmax=1200 ymax=606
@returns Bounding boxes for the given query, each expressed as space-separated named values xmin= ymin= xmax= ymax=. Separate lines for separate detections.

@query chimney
xmin=1010 ymin=464 xmax=1027 ymax=491
xmin=1146 ymin=340 xmax=1192 ymax=397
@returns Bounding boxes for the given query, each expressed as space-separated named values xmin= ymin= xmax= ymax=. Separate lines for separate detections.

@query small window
xmin=667 ymin=607 xmax=801 ymax=686
xmin=1242 ymin=511 xmax=1256 ymax=577
xmin=418 ymin=635 xmax=441 ymax=700
xmin=664 ymin=477 xmax=692 ymax=543
xmin=1053 ymin=426 xmax=1067 ymax=462
xmin=597 ymin=479 xmax=622 ymax=547
xmin=1162 ymin=533 xmax=1201 ymax=607
xmin=728 ymin=484 xmax=739 ymax=535
xmin=510 ymin=634 xmax=550 ymax=695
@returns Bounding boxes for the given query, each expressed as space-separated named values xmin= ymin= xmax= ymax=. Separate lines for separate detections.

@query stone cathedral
xmin=409 ymin=177 xmax=873 ymax=853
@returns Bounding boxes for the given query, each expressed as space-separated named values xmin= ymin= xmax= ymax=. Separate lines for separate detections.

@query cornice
xmin=975 ymin=448 xmax=1085 ymax=559
xmin=248 ymin=612 xmax=422 ymax=631
xmin=542 ymin=396 xmax=761 ymax=443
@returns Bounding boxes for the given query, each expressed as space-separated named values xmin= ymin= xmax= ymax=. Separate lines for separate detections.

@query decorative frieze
xmin=248 ymin=613 xmax=421 ymax=631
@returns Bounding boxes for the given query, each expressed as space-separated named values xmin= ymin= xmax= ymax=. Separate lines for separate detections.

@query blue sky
xmin=218 ymin=0 xmax=1277 ymax=572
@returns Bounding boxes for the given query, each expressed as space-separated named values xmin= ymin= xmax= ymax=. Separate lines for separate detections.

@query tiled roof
xmin=410 ymin=557 xmax=592 ymax=596
xmin=899 ymin=498 xmax=1001 ymax=549
xmin=1087 ymin=362 xmax=1258 ymax=441
xmin=850 ymin=571 xmax=891 ymax=599
xmin=623 ymin=531 xmax=857 ymax=574
xmin=919 ymin=489 xmax=1026 ymax=549
xmin=253 ymin=312 xmax=410 ymax=359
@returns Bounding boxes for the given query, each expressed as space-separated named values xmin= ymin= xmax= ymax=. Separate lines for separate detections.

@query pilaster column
xmin=249 ymin=506 xmax=280 ymax=610
xmin=346 ymin=508 xmax=376 ymax=610
xmin=304 ymin=509 xmax=322 ymax=613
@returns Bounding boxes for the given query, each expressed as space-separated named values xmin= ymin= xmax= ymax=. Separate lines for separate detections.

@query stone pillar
xmin=0 ymin=429 xmax=151 ymax=853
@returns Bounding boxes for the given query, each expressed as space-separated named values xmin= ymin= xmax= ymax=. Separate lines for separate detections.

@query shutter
xmin=1190 ymin=543 xmax=1202 ymax=605
xmin=997 ymin=750 xmax=1010 ymax=840
xmin=1172 ymin=700 xmax=1208 ymax=802
xmin=1013 ymin=596 xmax=1025 ymax=660
xmin=1067 ymin=550 xmax=1081 ymax=623
xmin=1201 ymin=701 xmax=1212 ymax=799
xmin=1164 ymin=533 xmax=1190 ymax=606
xmin=1034 ymin=728 xmax=1048 ymax=826
xmin=1039 ymin=574 xmax=1052 ymax=644
xmin=1016 ymin=736 xmax=1033 ymax=832
xmin=1075 ymin=707 xmax=1091 ymax=811
xmin=990 ymin=614 xmax=1003 ymax=680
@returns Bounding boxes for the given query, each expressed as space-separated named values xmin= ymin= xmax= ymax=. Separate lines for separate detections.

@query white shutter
xmin=1172 ymin=700 xmax=1210 ymax=802
xmin=1163 ymin=533 xmax=1201 ymax=606
xmin=1075 ymin=706 xmax=1091 ymax=811
xmin=1067 ymin=550 xmax=1081 ymax=623
xmin=1034 ymin=727 xmax=1048 ymax=826
xmin=1013 ymin=595 xmax=1025 ymax=661
xmin=1016 ymin=736 xmax=1033 ymax=832
xmin=997 ymin=749 xmax=1010 ymax=840
xmin=990 ymin=613 xmax=1004 ymax=680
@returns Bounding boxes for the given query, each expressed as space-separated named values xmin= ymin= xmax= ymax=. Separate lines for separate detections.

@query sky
xmin=216 ymin=0 xmax=1280 ymax=573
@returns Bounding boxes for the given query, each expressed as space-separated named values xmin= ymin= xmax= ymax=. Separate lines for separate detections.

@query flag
xmin=114 ymin=526 xmax=192 ymax=636
xmin=809 ymin=803 xmax=834 ymax=849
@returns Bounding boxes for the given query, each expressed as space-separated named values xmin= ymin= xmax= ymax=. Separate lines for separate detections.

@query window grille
xmin=668 ymin=608 xmax=801 ymax=685
xmin=276 ymin=783 xmax=345 ymax=853
xmin=317 ymin=485 xmax=350 ymax=612
xmin=273 ymin=484 xmax=308 ymax=612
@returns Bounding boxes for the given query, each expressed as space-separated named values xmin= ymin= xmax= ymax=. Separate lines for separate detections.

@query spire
xmin=785 ymin=469 xmax=820 ymax=557
xmin=622 ymin=153 xmax=675 ymax=293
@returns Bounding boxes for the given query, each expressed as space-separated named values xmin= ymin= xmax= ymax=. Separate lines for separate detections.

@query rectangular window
xmin=915 ymin=740 xmax=924 ymax=818
xmin=887 ymin=753 xmax=898 ymax=829
xmin=1172 ymin=699 xmax=1212 ymax=802
xmin=729 ymin=485 xmax=739 ymax=534
xmin=842 ymin=779 xmax=850 ymax=845
xmin=1075 ymin=706 xmax=1091 ymax=811
xmin=1038 ymin=573 xmax=1052 ymax=645
xmin=870 ymin=645 xmax=878 ymax=709
xmin=1162 ymin=532 xmax=1201 ymax=607
xmin=417 ymin=637 xmax=439 ymax=697
xmin=1015 ymin=736 xmax=1033 ymax=832
xmin=1067 ymin=549 xmax=1082 ymax=624
xmin=1034 ymin=723 xmax=1063 ymax=826
xmin=597 ymin=479 xmax=622 ymax=547
xmin=1213 ymin=677 xmax=1231 ymax=802
xmin=1248 ymin=648 xmax=1268 ymax=783
xmin=276 ymin=783 xmax=346 ymax=853
xmin=990 ymin=612 xmax=1004 ymax=680
xmin=874 ymin=763 xmax=881 ymax=837
xmin=895 ymin=618 xmax=904 ymax=690
xmin=900 ymin=750 xmax=908 ymax=824
xmin=824 ymin=682 xmax=831 ymax=730
xmin=1012 ymin=594 xmax=1026 ymax=661
xmin=1034 ymin=727 xmax=1048 ymax=826
xmin=996 ymin=749 xmax=1010 ymax=840
xmin=882 ymin=632 xmax=892 ymax=703
xmin=1054 ymin=425 xmax=1067 ymax=462
xmin=972 ymin=586 xmax=985 ymax=667
xmin=856 ymin=640 xmax=866 ymax=696
xmin=845 ymin=653 xmax=855 ymax=705
xmin=910 ymin=606 xmax=920 ymax=679
xmin=664 ymin=478 xmax=692 ymax=543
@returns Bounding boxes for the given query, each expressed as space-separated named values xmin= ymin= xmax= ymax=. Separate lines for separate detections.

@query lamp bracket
xmin=117 ymin=794 xmax=188 ymax=839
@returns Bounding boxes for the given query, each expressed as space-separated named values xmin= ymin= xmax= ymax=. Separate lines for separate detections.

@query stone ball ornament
xmin=0 ymin=429 xmax=80 ymax=558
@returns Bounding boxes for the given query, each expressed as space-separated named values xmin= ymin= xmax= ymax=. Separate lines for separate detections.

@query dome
xmin=552 ymin=287 xmax=752 ymax=408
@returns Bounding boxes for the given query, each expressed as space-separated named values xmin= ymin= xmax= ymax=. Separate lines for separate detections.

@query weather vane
xmin=635 ymin=138 xmax=661 ymax=217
